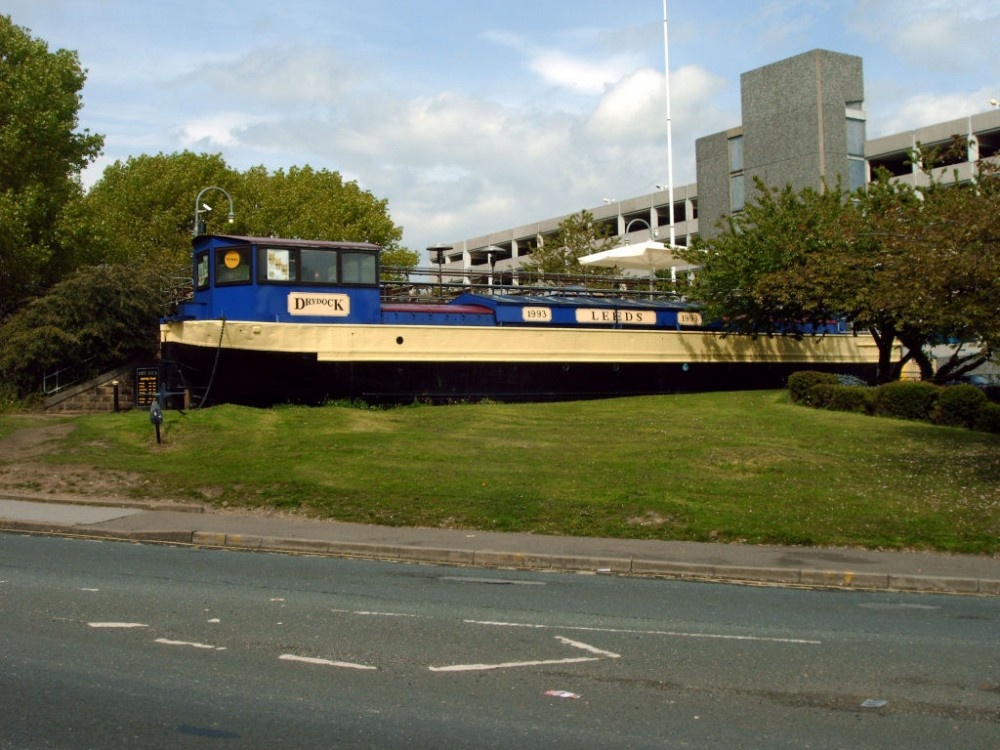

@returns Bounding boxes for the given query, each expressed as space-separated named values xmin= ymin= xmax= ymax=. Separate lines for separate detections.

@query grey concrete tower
xmin=696 ymin=49 xmax=865 ymax=238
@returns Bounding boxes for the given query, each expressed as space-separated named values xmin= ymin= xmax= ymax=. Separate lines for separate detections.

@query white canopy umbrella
xmin=579 ymin=240 xmax=683 ymax=288
xmin=578 ymin=240 xmax=681 ymax=272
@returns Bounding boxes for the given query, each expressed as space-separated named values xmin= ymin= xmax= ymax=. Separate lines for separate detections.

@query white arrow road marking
xmin=279 ymin=654 xmax=377 ymax=670
xmin=556 ymin=636 xmax=620 ymax=658
xmin=155 ymin=638 xmax=226 ymax=651
xmin=429 ymin=636 xmax=618 ymax=672
xmin=466 ymin=620 xmax=820 ymax=645
xmin=330 ymin=609 xmax=419 ymax=618
xmin=430 ymin=656 xmax=600 ymax=673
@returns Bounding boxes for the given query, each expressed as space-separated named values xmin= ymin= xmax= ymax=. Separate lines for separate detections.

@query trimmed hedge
xmin=789 ymin=372 xmax=1000 ymax=434
xmin=933 ymin=384 xmax=988 ymax=429
xmin=810 ymin=384 xmax=875 ymax=414
xmin=872 ymin=380 xmax=941 ymax=422
xmin=975 ymin=402 xmax=1000 ymax=434
xmin=787 ymin=371 xmax=839 ymax=405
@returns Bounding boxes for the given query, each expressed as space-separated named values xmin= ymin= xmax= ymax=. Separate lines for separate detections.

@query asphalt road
xmin=2 ymin=534 xmax=997 ymax=749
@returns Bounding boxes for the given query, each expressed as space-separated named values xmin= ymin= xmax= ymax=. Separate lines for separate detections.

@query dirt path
xmin=0 ymin=421 xmax=148 ymax=501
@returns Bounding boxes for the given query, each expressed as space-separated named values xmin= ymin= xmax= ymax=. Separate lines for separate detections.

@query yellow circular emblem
xmin=224 ymin=250 xmax=241 ymax=269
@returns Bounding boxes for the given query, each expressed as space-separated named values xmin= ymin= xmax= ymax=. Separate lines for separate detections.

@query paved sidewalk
xmin=1 ymin=495 xmax=998 ymax=596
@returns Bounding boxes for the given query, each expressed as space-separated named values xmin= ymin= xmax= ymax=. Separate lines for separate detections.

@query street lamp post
xmin=427 ymin=244 xmax=450 ymax=300
xmin=193 ymin=186 xmax=235 ymax=237
xmin=624 ymin=218 xmax=652 ymax=244
xmin=482 ymin=244 xmax=503 ymax=289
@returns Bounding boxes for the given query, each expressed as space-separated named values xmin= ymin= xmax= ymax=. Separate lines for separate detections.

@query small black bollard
xmin=149 ymin=400 xmax=164 ymax=444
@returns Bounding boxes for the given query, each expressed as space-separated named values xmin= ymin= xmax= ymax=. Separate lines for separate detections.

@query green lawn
xmin=3 ymin=391 xmax=998 ymax=553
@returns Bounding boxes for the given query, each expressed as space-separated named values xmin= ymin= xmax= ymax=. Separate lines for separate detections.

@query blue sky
xmin=7 ymin=0 xmax=1000 ymax=255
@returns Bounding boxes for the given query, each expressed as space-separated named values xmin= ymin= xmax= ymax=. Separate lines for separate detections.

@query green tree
xmin=875 ymin=156 xmax=999 ymax=382
xmin=0 ymin=264 xmax=164 ymax=396
xmin=2 ymin=158 xmax=419 ymax=398
xmin=832 ymin=144 xmax=998 ymax=382
xmin=0 ymin=15 xmax=103 ymax=317
xmin=681 ymin=153 xmax=998 ymax=384
xmin=521 ymin=210 xmax=615 ymax=276
xmin=681 ymin=175 xmax=918 ymax=383
xmin=81 ymin=151 xmax=235 ymax=271
xmin=237 ymin=165 xmax=407 ymax=255
xmin=83 ymin=158 xmax=415 ymax=274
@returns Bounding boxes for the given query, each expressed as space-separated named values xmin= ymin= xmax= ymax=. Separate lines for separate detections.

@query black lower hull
xmin=162 ymin=344 xmax=877 ymax=407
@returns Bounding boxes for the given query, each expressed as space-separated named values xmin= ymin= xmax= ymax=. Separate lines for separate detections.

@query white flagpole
xmin=663 ymin=0 xmax=675 ymax=247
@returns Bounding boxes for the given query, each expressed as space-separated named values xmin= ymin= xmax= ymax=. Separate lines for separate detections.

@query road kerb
xmin=888 ymin=574 xmax=981 ymax=594
xmin=799 ymin=569 xmax=890 ymax=590
xmin=257 ymin=537 xmax=332 ymax=555
xmin=978 ymin=579 xmax=1000 ymax=596
xmin=393 ymin=546 xmax=476 ymax=565
xmin=712 ymin=565 xmax=802 ymax=585
xmin=630 ymin=559 xmax=717 ymax=578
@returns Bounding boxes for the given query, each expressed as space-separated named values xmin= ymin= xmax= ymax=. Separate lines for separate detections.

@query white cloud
xmin=528 ymin=49 xmax=639 ymax=95
xmin=482 ymin=29 xmax=640 ymax=96
xmin=588 ymin=64 xmax=730 ymax=140
xmin=851 ymin=0 xmax=1000 ymax=72
xmin=300 ymin=57 xmax=734 ymax=249
xmin=178 ymin=112 xmax=267 ymax=149
xmin=588 ymin=68 xmax=664 ymax=139
xmin=176 ymin=47 xmax=360 ymax=110
xmin=872 ymin=86 xmax=1000 ymax=136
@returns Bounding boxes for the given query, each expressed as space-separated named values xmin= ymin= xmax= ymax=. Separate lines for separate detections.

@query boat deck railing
xmin=162 ymin=264 xmax=689 ymax=309
xmin=380 ymin=265 xmax=687 ymax=304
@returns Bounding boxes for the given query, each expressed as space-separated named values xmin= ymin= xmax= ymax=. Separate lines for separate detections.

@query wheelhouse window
xmin=301 ymin=249 xmax=338 ymax=283
xmin=256 ymin=246 xmax=378 ymax=286
xmin=215 ymin=246 xmax=251 ymax=285
xmin=195 ymin=251 xmax=210 ymax=290
xmin=341 ymin=252 xmax=377 ymax=285
xmin=262 ymin=248 xmax=295 ymax=281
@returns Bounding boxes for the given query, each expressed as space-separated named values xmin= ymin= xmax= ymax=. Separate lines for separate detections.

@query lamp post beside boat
xmin=428 ymin=244 xmax=450 ymax=300
xmin=193 ymin=186 xmax=235 ymax=236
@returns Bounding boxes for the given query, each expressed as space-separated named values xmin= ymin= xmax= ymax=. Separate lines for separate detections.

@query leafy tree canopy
xmin=0 ymin=15 xmax=103 ymax=317
xmin=680 ymin=147 xmax=999 ymax=384
xmin=81 ymin=151 xmax=234 ymax=270
xmin=82 ymin=155 xmax=414 ymax=274
xmin=521 ymin=210 xmax=615 ymax=276
xmin=0 ymin=264 xmax=163 ymax=396
xmin=237 ymin=164 xmax=412 ymax=266
xmin=880 ymin=157 xmax=1000 ymax=381
xmin=3 ymin=154 xmax=415 ymax=398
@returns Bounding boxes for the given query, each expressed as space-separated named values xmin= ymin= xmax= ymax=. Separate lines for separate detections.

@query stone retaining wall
xmin=44 ymin=365 xmax=145 ymax=414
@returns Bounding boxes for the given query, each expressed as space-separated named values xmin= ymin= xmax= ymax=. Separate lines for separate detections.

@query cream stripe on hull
xmin=161 ymin=320 xmax=883 ymax=366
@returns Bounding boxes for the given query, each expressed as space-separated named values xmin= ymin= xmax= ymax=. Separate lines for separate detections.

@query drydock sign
xmin=287 ymin=292 xmax=351 ymax=317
